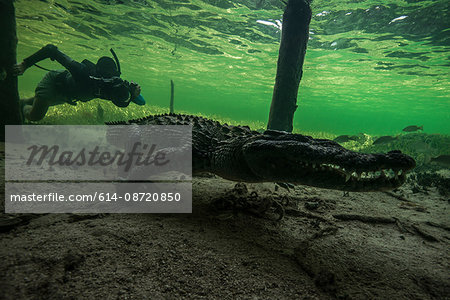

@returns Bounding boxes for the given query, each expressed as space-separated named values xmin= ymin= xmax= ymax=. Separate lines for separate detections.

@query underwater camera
xmin=110 ymin=48 xmax=146 ymax=106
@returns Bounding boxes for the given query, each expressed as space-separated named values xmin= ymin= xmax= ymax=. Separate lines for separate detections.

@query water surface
xmin=15 ymin=0 xmax=449 ymax=134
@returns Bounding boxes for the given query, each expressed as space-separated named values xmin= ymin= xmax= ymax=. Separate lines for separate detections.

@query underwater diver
xmin=13 ymin=44 xmax=145 ymax=121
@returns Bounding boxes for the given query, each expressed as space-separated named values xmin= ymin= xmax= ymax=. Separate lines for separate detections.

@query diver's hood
xmin=84 ymin=48 xmax=121 ymax=77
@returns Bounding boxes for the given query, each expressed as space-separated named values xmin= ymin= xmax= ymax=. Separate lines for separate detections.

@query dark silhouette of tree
xmin=267 ymin=0 xmax=311 ymax=132
xmin=0 ymin=0 xmax=22 ymax=141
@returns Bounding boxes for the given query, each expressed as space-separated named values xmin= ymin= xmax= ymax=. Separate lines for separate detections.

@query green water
xmin=15 ymin=0 xmax=449 ymax=135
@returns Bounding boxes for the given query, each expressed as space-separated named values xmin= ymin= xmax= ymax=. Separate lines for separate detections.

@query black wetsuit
xmin=23 ymin=44 xmax=133 ymax=107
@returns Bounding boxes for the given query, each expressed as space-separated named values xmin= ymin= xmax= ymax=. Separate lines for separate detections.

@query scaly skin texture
xmin=106 ymin=114 xmax=416 ymax=192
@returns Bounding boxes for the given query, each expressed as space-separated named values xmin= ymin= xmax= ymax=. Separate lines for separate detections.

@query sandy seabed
xmin=1 ymin=143 xmax=449 ymax=299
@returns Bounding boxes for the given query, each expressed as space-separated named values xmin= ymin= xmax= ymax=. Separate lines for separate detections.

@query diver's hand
xmin=12 ymin=62 xmax=26 ymax=76
xmin=130 ymin=81 xmax=141 ymax=100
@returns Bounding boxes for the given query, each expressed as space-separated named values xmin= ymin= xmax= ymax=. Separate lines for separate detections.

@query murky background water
xmin=15 ymin=0 xmax=449 ymax=135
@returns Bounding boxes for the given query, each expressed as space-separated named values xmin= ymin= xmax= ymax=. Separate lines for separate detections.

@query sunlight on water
xmin=15 ymin=0 xmax=449 ymax=135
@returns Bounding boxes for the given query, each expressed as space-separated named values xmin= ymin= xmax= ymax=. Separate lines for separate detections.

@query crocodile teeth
xmin=345 ymin=173 xmax=351 ymax=182
xmin=395 ymin=170 xmax=400 ymax=180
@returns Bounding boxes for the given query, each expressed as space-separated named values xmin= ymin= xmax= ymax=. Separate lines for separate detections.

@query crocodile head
xmin=241 ymin=130 xmax=416 ymax=192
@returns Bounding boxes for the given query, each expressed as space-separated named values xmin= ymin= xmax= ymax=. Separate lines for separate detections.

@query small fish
xmin=352 ymin=135 xmax=362 ymax=141
xmin=333 ymin=135 xmax=359 ymax=143
xmin=430 ymin=155 xmax=450 ymax=167
xmin=402 ymin=125 xmax=423 ymax=132
xmin=373 ymin=135 xmax=398 ymax=145
xmin=354 ymin=132 xmax=369 ymax=142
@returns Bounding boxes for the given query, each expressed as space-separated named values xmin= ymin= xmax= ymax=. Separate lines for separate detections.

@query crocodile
xmin=106 ymin=113 xmax=415 ymax=192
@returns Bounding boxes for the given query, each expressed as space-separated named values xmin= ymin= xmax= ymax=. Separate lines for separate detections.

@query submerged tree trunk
xmin=169 ymin=79 xmax=174 ymax=114
xmin=267 ymin=0 xmax=311 ymax=132
xmin=0 ymin=0 xmax=21 ymax=142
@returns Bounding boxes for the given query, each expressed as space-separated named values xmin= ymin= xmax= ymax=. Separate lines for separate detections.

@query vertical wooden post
xmin=267 ymin=0 xmax=311 ymax=132
xmin=169 ymin=79 xmax=174 ymax=114
xmin=0 ymin=0 xmax=22 ymax=141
